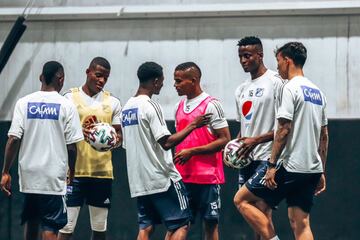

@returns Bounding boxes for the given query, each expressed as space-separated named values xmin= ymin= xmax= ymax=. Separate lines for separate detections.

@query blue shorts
xmin=185 ymin=183 xmax=221 ymax=223
xmin=137 ymin=180 xmax=191 ymax=231
xmin=21 ymin=193 xmax=67 ymax=233
xmin=66 ymin=177 xmax=112 ymax=208
xmin=238 ymin=160 xmax=267 ymax=187
xmin=246 ymin=165 xmax=322 ymax=213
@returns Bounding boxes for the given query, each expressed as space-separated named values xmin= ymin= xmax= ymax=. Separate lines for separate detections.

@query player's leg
xmin=136 ymin=195 xmax=159 ymax=240
xmin=203 ymin=220 xmax=218 ymax=240
xmin=42 ymin=230 xmax=58 ymax=240
xmin=234 ymin=165 xmax=284 ymax=239
xmin=254 ymin=200 xmax=273 ymax=240
xmin=24 ymin=218 xmax=40 ymax=240
xmin=58 ymin=178 xmax=84 ymax=239
xmin=85 ymin=178 xmax=112 ymax=240
xmin=288 ymin=207 xmax=313 ymax=240
xmin=21 ymin=194 xmax=40 ymax=240
xmin=57 ymin=207 xmax=81 ymax=240
xmin=152 ymin=180 xmax=191 ymax=240
xmin=286 ymin=172 xmax=322 ymax=240
xmin=38 ymin=195 xmax=67 ymax=240
xmin=165 ymin=223 xmax=189 ymax=240
xmin=138 ymin=225 xmax=154 ymax=240
xmin=197 ymin=184 xmax=221 ymax=240
xmin=238 ymin=161 xmax=272 ymax=240
xmin=89 ymin=206 xmax=108 ymax=240
xmin=234 ymin=186 xmax=275 ymax=239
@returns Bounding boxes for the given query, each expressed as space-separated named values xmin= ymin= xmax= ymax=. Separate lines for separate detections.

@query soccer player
xmin=234 ymin=36 xmax=285 ymax=239
xmin=121 ymin=62 xmax=211 ymax=240
xmin=58 ymin=57 xmax=122 ymax=240
xmin=1 ymin=61 xmax=83 ymax=240
xmin=173 ymin=62 xmax=231 ymax=240
xmin=234 ymin=42 xmax=329 ymax=240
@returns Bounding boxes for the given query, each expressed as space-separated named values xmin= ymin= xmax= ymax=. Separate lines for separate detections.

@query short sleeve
xmin=8 ymin=99 xmax=25 ymax=138
xmin=277 ymin=85 xmax=295 ymax=121
xmin=147 ymin=101 xmax=171 ymax=141
xmin=321 ymin=94 xmax=328 ymax=126
xmin=111 ymin=97 xmax=122 ymax=125
xmin=207 ymin=99 xmax=228 ymax=129
xmin=64 ymin=103 xmax=84 ymax=144
xmin=234 ymin=86 xmax=243 ymax=122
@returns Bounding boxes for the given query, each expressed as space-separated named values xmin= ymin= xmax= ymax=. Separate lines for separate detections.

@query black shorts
xmin=185 ymin=183 xmax=221 ymax=223
xmin=246 ymin=165 xmax=322 ymax=213
xmin=21 ymin=193 xmax=67 ymax=233
xmin=66 ymin=177 xmax=112 ymax=208
xmin=238 ymin=160 xmax=267 ymax=187
xmin=137 ymin=180 xmax=191 ymax=231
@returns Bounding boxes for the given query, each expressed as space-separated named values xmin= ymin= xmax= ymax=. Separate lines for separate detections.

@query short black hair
xmin=275 ymin=42 xmax=307 ymax=67
xmin=89 ymin=57 xmax=111 ymax=70
xmin=137 ymin=62 xmax=163 ymax=83
xmin=42 ymin=61 xmax=63 ymax=85
xmin=175 ymin=62 xmax=202 ymax=78
xmin=237 ymin=36 xmax=263 ymax=51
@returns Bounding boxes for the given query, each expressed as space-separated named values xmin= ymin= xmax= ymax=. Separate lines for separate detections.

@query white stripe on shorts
xmin=174 ymin=181 xmax=187 ymax=211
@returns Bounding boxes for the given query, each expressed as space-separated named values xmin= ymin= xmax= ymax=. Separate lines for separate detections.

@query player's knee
xmin=288 ymin=214 xmax=309 ymax=232
xmin=59 ymin=207 xmax=80 ymax=234
xmin=89 ymin=206 xmax=108 ymax=232
xmin=233 ymin=193 xmax=247 ymax=212
xmin=233 ymin=191 xmax=241 ymax=208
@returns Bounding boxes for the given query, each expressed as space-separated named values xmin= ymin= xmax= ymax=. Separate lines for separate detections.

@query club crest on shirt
xmin=301 ymin=86 xmax=323 ymax=105
xmin=122 ymin=108 xmax=139 ymax=126
xmin=27 ymin=102 xmax=60 ymax=120
xmin=255 ymin=88 xmax=264 ymax=97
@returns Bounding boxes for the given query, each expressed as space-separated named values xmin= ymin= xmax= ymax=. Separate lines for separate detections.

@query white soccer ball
xmin=87 ymin=123 xmax=117 ymax=152
xmin=223 ymin=139 xmax=253 ymax=169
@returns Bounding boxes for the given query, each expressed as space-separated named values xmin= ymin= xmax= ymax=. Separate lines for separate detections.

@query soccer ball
xmin=87 ymin=123 xmax=117 ymax=152
xmin=223 ymin=139 xmax=253 ymax=169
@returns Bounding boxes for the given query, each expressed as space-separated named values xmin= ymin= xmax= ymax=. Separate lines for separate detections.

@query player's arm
xmin=66 ymin=143 xmax=77 ymax=185
xmin=174 ymin=127 xmax=230 ymax=165
xmin=158 ymin=113 xmax=212 ymax=150
xmin=318 ymin=125 xmax=329 ymax=171
xmin=174 ymin=100 xmax=230 ymax=164
xmin=1 ymin=135 xmax=21 ymax=196
xmin=264 ymin=118 xmax=291 ymax=190
xmin=112 ymin=124 xmax=123 ymax=148
xmin=111 ymin=97 xmax=123 ymax=148
xmin=315 ymin=125 xmax=329 ymax=196
xmin=237 ymin=131 xmax=274 ymax=158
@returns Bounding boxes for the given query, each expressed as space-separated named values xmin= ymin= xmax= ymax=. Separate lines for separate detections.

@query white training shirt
xmin=8 ymin=91 xmax=84 ymax=195
xmin=121 ymin=95 xmax=182 ymax=198
xmin=277 ymin=76 xmax=327 ymax=173
xmin=174 ymin=92 xmax=229 ymax=130
xmin=235 ymin=69 xmax=284 ymax=161
xmin=63 ymin=87 xmax=122 ymax=125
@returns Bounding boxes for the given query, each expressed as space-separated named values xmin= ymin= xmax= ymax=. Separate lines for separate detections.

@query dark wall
xmin=0 ymin=120 xmax=359 ymax=240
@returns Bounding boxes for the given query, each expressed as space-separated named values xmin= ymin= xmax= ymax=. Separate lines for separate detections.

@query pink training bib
xmin=175 ymin=96 xmax=225 ymax=184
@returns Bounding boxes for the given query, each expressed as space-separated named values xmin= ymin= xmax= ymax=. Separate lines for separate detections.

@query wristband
xmin=267 ymin=161 xmax=277 ymax=168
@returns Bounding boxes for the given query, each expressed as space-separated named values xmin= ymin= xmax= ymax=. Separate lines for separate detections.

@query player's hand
xmin=264 ymin=167 xmax=277 ymax=190
xmin=1 ymin=172 xmax=12 ymax=197
xmin=174 ymin=149 xmax=193 ymax=165
xmin=67 ymin=170 xmax=75 ymax=185
xmin=236 ymin=137 xmax=257 ymax=158
xmin=314 ymin=173 xmax=326 ymax=196
xmin=191 ymin=113 xmax=213 ymax=128
xmin=82 ymin=115 xmax=98 ymax=143
xmin=113 ymin=133 xmax=122 ymax=149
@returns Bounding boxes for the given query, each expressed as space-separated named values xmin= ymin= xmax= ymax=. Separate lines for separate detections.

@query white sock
xmin=269 ymin=236 xmax=280 ymax=240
